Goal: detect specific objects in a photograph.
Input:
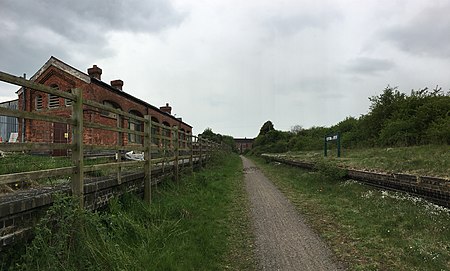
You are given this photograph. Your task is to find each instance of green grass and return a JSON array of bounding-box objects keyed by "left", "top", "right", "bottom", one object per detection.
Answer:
[
  {"left": 277, "top": 145, "right": 450, "bottom": 178},
  {"left": 0, "top": 153, "right": 72, "bottom": 175},
  {"left": 4, "top": 152, "right": 256, "bottom": 271},
  {"left": 251, "top": 156, "right": 450, "bottom": 271},
  {"left": 0, "top": 154, "right": 127, "bottom": 191}
]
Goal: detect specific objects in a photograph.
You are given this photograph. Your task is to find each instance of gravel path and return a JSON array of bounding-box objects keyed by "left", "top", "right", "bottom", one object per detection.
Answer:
[{"left": 242, "top": 156, "right": 343, "bottom": 271}]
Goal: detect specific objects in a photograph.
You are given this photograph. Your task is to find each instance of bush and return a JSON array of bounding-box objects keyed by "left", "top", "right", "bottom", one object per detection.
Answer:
[
  {"left": 314, "top": 160, "right": 348, "bottom": 180},
  {"left": 425, "top": 116, "right": 450, "bottom": 144}
]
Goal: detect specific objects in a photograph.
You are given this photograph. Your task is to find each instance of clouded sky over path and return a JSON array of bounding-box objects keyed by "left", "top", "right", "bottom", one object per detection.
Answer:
[{"left": 1, "top": 0, "right": 449, "bottom": 137}]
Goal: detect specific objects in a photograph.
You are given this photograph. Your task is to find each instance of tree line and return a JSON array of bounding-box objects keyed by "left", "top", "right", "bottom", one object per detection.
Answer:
[
  {"left": 251, "top": 86, "right": 450, "bottom": 154},
  {"left": 198, "top": 128, "right": 236, "bottom": 152}
]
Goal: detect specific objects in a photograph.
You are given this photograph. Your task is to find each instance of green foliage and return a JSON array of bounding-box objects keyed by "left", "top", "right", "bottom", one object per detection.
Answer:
[
  {"left": 199, "top": 127, "right": 236, "bottom": 152},
  {"left": 251, "top": 129, "right": 291, "bottom": 154},
  {"left": 282, "top": 145, "right": 450, "bottom": 178},
  {"left": 314, "top": 160, "right": 348, "bottom": 180},
  {"left": 250, "top": 85, "right": 450, "bottom": 154},
  {"left": 259, "top": 120, "right": 274, "bottom": 136},
  {"left": 8, "top": 153, "right": 255, "bottom": 271}
]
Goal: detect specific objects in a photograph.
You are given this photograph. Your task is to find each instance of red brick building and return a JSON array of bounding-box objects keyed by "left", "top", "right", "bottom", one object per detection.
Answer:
[
  {"left": 17, "top": 56, "right": 191, "bottom": 150},
  {"left": 234, "top": 138, "right": 254, "bottom": 154}
]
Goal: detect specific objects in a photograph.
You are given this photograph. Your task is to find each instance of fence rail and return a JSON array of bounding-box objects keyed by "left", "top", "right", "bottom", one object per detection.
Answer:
[{"left": 0, "top": 70, "right": 222, "bottom": 207}]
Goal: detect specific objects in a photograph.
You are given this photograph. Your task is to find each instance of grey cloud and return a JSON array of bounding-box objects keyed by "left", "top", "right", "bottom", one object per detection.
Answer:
[
  {"left": 345, "top": 57, "right": 395, "bottom": 75},
  {"left": 264, "top": 9, "right": 342, "bottom": 37},
  {"left": 1, "top": 0, "right": 184, "bottom": 40},
  {"left": 0, "top": 0, "right": 184, "bottom": 74},
  {"left": 382, "top": 3, "right": 450, "bottom": 58},
  {"left": 275, "top": 76, "right": 345, "bottom": 100}
]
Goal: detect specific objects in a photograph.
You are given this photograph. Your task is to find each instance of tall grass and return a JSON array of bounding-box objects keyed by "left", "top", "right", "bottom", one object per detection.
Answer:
[
  {"left": 251, "top": 156, "right": 450, "bottom": 271},
  {"left": 5, "top": 152, "right": 255, "bottom": 271},
  {"left": 282, "top": 144, "right": 450, "bottom": 178}
]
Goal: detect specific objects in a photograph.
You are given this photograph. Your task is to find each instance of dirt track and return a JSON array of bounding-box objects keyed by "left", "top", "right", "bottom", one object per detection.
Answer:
[{"left": 242, "top": 156, "right": 343, "bottom": 271}]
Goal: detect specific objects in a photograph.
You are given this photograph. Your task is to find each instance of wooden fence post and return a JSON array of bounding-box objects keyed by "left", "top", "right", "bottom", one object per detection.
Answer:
[
  {"left": 199, "top": 137, "right": 203, "bottom": 167},
  {"left": 189, "top": 135, "right": 194, "bottom": 173},
  {"left": 116, "top": 115, "right": 123, "bottom": 184},
  {"left": 174, "top": 127, "right": 179, "bottom": 182},
  {"left": 144, "top": 115, "right": 152, "bottom": 203},
  {"left": 71, "top": 88, "right": 84, "bottom": 208}
]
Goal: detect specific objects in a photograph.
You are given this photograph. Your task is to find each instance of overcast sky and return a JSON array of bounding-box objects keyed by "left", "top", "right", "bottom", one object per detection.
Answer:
[{"left": 1, "top": 0, "right": 449, "bottom": 137}]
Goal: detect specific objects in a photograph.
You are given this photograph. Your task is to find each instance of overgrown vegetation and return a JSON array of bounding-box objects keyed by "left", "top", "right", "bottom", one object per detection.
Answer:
[
  {"left": 251, "top": 156, "right": 450, "bottom": 271},
  {"left": 3, "top": 152, "right": 256, "bottom": 271},
  {"left": 199, "top": 128, "right": 236, "bottom": 152},
  {"left": 250, "top": 86, "right": 450, "bottom": 154},
  {"left": 0, "top": 154, "right": 119, "bottom": 192},
  {"left": 278, "top": 145, "right": 450, "bottom": 178}
]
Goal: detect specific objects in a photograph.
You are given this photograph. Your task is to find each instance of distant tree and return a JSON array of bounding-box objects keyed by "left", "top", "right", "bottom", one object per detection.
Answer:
[
  {"left": 290, "top": 125, "right": 303, "bottom": 134},
  {"left": 198, "top": 128, "right": 236, "bottom": 152},
  {"left": 199, "top": 128, "right": 215, "bottom": 140},
  {"left": 259, "top": 121, "right": 274, "bottom": 136}
]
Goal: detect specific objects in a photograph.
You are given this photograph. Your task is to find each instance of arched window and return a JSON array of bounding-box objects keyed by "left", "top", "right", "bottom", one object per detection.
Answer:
[
  {"left": 48, "top": 84, "right": 60, "bottom": 108},
  {"left": 101, "top": 100, "right": 121, "bottom": 119},
  {"left": 128, "top": 110, "right": 143, "bottom": 144},
  {"left": 35, "top": 94, "right": 43, "bottom": 110}
]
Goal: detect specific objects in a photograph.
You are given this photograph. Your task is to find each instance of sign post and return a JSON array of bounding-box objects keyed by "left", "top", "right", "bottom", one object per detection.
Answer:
[{"left": 324, "top": 133, "right": 341, "bottom": 157}]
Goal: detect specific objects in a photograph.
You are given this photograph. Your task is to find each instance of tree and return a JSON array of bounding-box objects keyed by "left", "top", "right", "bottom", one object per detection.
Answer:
[
  {"left": 198, "top": 128, "right": 236, "bottom": 152},
  {"left": 290, "top": 125, "right": 303, "bottom": 134},
  {"left": 259, "top": 121, "right": 274, "bottom": 136}
]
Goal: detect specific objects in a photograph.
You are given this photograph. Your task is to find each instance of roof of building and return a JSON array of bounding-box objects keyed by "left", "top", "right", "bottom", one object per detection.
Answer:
[
  {"left": 234, "top": 138, "right": 255, "bottom": 143},
  {"left": 0, "top": 99, "right": 18, "bottom": 105},
  {"left": 18, "top": 56, "right": 192, "bottom": 128}
]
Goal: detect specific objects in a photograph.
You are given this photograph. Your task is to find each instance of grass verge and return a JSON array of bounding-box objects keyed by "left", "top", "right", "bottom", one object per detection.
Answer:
[
  {"left": 278, "top": 145, "right": 450, "bottom": 178},
  {"left": 4, "top": 152, "right": 256, "bottom": 271},
  {"left": 250, "top": 156, "right": 450, "bottom": 271}
]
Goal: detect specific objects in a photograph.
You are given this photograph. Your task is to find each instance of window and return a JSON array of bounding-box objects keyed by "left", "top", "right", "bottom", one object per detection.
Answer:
[
  {"left": 101, "top": 101, "right": 121, "bottom": 118},
  {"left": 48, "top": 85, "right": 60, "bottom": 108},
  {"left": 48, "top": 94, "right": 59, "bottom": 108},
  {"left": 180, "top": 128, "right": 186, "bottom": 148},
  {"left": 65, "top": 90, "right": 72, "bottom": 106},
  {"left": 36, "top": 95, "right": 43, "bottom": 110},
  {"left": 151, "top": 116, "right": 160, "bottom": 145},
  {"left": 128, "top": 110, "right": 143, "bottom": 144},
  {"left": 162, "top": 121, "right": 171, "bottom": 148}
]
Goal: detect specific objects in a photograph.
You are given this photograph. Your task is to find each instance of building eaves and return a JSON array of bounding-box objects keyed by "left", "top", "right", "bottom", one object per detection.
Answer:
[{"left": 91, "top": 78, "right": 192, "bottom": 128}]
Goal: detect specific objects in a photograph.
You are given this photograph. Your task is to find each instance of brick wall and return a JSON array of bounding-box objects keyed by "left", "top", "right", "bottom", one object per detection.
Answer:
[{"left": 17, "top": 61, "right": 192, "bottom": 148}]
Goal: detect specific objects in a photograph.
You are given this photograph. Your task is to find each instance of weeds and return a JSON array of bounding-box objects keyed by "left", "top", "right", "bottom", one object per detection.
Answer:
[
  {"left": 5, "top": 152, "right": 255, "bottom": 271},
  {"left": 283, "top": 145, "right": 450, "bottom": 178}
]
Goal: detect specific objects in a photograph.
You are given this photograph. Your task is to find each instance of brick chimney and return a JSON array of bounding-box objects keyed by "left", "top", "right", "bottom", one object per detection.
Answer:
[
  {"left": 111, "top": 79, "right": 123, "bottom": 91},
  {"left": 160, "top": 103, "right": 172, "bottom": 114},
  {"left": 87, "top": 65, "right": 102, "bottom": 80}
]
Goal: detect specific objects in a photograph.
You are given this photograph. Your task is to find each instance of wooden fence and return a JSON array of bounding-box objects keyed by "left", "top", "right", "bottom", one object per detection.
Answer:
[{"left": 0, "top": 71, "right": 222, "bottom": 207}]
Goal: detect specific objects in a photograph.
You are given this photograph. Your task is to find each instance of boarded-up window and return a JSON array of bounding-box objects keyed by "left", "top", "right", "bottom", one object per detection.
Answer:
[
  {"left": 48, "top": 85, "right": 60, "bottom": 108},
  {"left": 36, "top": 95, "right": 43, "bottom": 110},
  {"left": 48, "top": 94, "right": 59, "bottom": 108},
  {"left": 65, "top": 90, "right": 72, "bottom": 106},
  {"left": 101, "top": 100, "right": 121, "bottom": 118},
  {"left": 128, "top": 110, "right": 143, "bottom": 144}
]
